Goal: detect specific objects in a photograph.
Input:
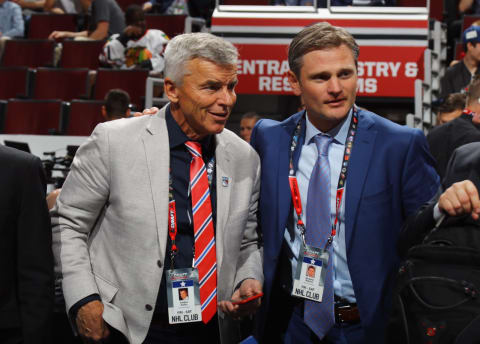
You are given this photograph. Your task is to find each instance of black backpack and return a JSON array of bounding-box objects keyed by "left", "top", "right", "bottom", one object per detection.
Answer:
[{"left": 389, "top": 216, "right": 480, "bottom": 344}]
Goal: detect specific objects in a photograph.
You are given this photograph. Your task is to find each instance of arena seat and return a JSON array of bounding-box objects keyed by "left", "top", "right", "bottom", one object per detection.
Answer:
[
  {"left": 115, "top": 0, "right": 144, "bottom": 11},
  {"left": 455, "top": 41, "right": 464, "bottom": 60},
  {"left": 0, "top": 67, "right": 31, "bottom": 100},
  {"left": 462, "top": 15, "right": 480, "bottom": 33},
  {"left": 3, "top": 99, "right": 63, "bottom": 134},
  {"left": 64, "top": 99, "right": 105, "bottom": 136},
  {"left": 94, "top": 69, "right": 149, "bottom": 109},
  {"left": 145, "top": 14, "right": 186, "bottom": 38},
  {"left": 59, "top": 40, "right": 106, "bottom": 69},
  {"left": 28, "top": 13, "right": 77, "bottom": 39},
  {"left": 33, "top": 68, "right": 90, "bottom": 101},
  {"left": 1, "top": 39, "right": 55, "bottom": 68}
]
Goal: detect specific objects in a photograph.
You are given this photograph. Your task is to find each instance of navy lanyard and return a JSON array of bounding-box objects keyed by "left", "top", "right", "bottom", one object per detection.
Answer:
[{"left": 288, "top": 108, "right": 358, "bottom": 249}]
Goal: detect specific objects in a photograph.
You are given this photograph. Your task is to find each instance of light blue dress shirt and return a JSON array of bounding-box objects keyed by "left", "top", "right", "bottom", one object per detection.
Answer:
[
  {"left": 284, "top": 109, "right": 356, "bottom": 302},
  {"left": 0, "top": 1, "right": 24, "bottom": 38}
]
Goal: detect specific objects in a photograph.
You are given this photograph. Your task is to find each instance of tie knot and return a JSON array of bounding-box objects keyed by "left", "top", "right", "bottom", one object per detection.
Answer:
[
  {"left": 185, "top": 141, "right": 202, "bottom": 157},
  {"left": 314, "top": 134, "right": 332, "bottom": 157}
]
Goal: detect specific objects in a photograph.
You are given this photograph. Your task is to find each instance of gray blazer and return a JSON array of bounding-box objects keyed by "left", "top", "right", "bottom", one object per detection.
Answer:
[{"left": 51, "top": 106, "right": 263, "bottom": 344}]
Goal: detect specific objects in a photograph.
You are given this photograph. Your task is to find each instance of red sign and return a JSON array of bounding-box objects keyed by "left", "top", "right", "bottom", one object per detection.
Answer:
[{"left": 235, "top": 44, "right": 425, "bottom": 98}]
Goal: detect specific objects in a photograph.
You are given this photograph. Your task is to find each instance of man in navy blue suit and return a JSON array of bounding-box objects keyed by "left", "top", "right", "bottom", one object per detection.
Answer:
[{"left": 251, "top": 22, "right": 439, "bottom": 343}]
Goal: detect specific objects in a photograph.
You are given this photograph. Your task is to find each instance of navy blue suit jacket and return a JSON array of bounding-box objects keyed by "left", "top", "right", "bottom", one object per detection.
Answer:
[{"left": 251, "top": 109, "right": 439, "bottom": 343}]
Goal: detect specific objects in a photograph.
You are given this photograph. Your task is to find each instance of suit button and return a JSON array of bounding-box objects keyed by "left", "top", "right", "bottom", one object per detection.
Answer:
[
  {"left": 157, "top": 260, "right": 162, "bottom": 268},
  {"left": 145, "top": 304, "right": 153, "bottom": 311}
]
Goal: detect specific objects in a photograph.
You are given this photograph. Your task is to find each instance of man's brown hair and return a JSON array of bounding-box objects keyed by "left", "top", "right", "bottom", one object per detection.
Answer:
[{"left": 288, "top": 22, "right": 359, "bottom": 78}]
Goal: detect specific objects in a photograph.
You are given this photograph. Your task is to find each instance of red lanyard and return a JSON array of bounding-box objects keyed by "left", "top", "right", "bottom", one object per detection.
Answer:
[
  {"left": 167, "top": 156, "right": 215, "bottom": 268},
  {"left": 288, "top": 109, "right": 358, "bottom": 249}
]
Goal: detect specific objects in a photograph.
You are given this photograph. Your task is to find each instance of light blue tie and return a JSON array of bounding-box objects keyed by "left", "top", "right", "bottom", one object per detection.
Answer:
[{"left": 304, "top": 134, "right": 335, "bottom": 340}]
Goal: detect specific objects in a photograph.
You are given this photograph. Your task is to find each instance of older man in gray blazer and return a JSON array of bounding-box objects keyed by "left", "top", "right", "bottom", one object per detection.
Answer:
[{"left": 51, "top": 32, "right": 263, "bottom": 344}]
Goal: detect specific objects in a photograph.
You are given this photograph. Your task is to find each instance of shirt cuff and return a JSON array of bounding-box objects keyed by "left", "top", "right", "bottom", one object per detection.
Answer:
[
  {"left": 433, "top": 203, "right": 443, "bottom": 222},
  {"left": 69, "top": 294, "right": 101, "bottom": 320}
]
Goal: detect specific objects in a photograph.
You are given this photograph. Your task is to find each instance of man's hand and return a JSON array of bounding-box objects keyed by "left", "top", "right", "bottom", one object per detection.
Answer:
[
  {"left": 133, "top": 106, "right": 159, "bottom": 117},
  {"left": 218, "top": 279, "right": 262, "bottom": 320},
  {"left": 48, "top": 30, "right": 72, "bottom": 40},
  {"left": 76, "top": 300, "right": 110, "bottom": 343},
  {"left": 124, "top": 25, "right": 143, "bottom": 37},
  {"left": 438, "top": 180, "right": 480, "bottom": 220}
]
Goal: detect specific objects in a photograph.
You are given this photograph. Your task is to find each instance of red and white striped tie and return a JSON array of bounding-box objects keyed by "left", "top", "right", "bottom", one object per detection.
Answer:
[{"left": 185, "top": 141, "right": 217, "bottom": 324}]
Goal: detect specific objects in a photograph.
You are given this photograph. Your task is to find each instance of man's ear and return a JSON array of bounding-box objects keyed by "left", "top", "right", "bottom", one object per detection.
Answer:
[
  {"left": 164, "top": 77, "right": 179, "bottom": 103},
  {"left": 287, "top": 70, "right": 302, "bottom": 96},
  {"left": 101, "top": 105, "right": 107, "bottom": 120}
]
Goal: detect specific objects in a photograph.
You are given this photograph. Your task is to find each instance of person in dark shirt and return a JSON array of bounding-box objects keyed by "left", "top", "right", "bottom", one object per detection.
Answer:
[
  {"left": 428, "top": 76, "right": 480, "bottom": 180},
  {"left": 0, "top": 145, "right": 53, "bottom": 344},
  {"left": 441, "top": 25, "right": 480, "bottom": 98},
  {"left": 48, "top": 0, "right": 125, "bottom": 40},
  {"left": 435, "top": 93, "right": 466, "bottom": 125}
]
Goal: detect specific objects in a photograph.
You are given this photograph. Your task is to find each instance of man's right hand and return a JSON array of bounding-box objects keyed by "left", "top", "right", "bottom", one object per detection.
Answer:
[
  {"left": 438, "top": 180, "right": 480, "bottom": 220},
  {"left": 76, "top": 300, "right": 110, "bottom": 343}
]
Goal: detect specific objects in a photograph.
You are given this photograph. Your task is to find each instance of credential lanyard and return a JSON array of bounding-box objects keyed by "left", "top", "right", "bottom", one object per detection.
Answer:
[
  {"left": 288, "top": 108, "right": 358, "bottom": 250},
  {"left": 168, "top": 155, "right": 215, "bottom": 268}
]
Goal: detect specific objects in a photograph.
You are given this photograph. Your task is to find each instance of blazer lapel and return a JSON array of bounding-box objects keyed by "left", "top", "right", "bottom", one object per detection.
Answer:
[
  {"left": 142, "top": 108, "right": 170, "bottom": 261},
  {"left": 345, "top": 110, "right": 377, "bottom": 250},
  {"left": 276, "top": 114, "right": 304, "bottom": 244},
  {"left": 214, "top": 134, "right": 231, "bottom": 272}
]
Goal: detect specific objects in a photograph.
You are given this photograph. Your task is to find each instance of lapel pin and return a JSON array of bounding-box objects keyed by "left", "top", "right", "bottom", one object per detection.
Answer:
[{"left": 222, "top": 176, "right": 229, "bottom": 187}]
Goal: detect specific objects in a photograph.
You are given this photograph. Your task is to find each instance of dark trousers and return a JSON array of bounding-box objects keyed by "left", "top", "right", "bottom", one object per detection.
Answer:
[
  {"left": 263, "top": 284, "right": 365, "bottom": 344},
  {"left": 143, "top": 313, "right": 220, "bottom": 344}
]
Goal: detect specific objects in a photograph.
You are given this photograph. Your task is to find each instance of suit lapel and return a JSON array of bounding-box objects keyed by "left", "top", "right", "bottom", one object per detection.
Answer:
[
  {"left": 345, "top": 110, "right": 376, "bottom": 250},
  {"left": 276, "top": 113, "right": 304, "bottom": 243},
  {"left": 142, "top": 108, "right": 170, "bottom": 261},
  {"left": 214, "top": 134, "right": 231, "bottom": 272}
]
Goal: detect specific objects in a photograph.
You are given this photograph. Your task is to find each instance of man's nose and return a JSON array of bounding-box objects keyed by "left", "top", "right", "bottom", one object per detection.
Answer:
[
  {"left": 327, "top": 77, "right": 342, "bottom": 95},
  {"left": 218, "top": 88, "right": 236, "bottom": 106}
]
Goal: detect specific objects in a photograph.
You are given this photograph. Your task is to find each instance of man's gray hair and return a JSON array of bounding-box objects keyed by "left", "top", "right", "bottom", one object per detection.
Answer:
[
  {"left": 164, "top": 32, "right": 238, "bottom": 85},
  {"left": 288, "top": 22, "right": 359, "bottom": 78}
]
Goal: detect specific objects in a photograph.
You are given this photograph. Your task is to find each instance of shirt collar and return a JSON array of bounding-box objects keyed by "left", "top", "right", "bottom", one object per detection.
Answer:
[
  {"left": 305, "top": 108, "right": 352, "bottom": 146},
  {"left": 165, "top": 104, "right": 214, "bottom": 153}
]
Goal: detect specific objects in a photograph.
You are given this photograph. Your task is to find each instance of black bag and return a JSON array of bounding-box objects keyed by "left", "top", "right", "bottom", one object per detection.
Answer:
[{"left": 390, "top": 216, "right": 480, "bottom": 344}]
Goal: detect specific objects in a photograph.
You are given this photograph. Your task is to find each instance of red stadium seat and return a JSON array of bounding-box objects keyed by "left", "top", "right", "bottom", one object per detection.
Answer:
[
  {"left": 3, "top": 99, "right": 63, "bottom": 134},
  {"left": 1, "top": 39, "right": 55, "bottom": 68},
  {"left": 0, "top": 67, "right": 31, "bottom": 100},
  {"left": 33, "top": 68, "right": 90, "bottom": 101},
  {"left": 59, "top": 40, "right": 106, "bottom": 69},
  {"left": 455, "top": 42, "right": 465, "bottom": 60},
  {"left": 65, "top": 99, "right": 105, "bottom": 136},
  {"left": 145, "top": 14, "right": 186, "bottom": 38},
  {"left": 115, "top": 0, "right": 144, "bottom": 12},
  {"left": 428, "top": 0, "right": 443, "bottom": 22},
  {"left": 462, "top": 15, "right": 480, "bottom": 33},
  {"left": 94, "top": 69, "right": 149, "bottom": 109},
  {"left": 28, "top": 14, "right": 77, "bottom": 39}
]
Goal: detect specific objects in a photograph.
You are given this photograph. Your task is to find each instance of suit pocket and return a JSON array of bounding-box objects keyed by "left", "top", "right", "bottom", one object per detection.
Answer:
[
  {"left": 94, "top": 273, "right": 119, "bottom": 303},
  {"left": 361, "top": 184, "right": 393, "bottom": 205}
]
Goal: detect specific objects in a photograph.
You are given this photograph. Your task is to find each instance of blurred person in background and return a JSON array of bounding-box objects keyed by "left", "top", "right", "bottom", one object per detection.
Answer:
[
  {"left": 436, "top": 93, "right": 466, "bottom": 125},
  {"left": 240, "top": 112, "right": 260, "bottom": 143},
  {"left": 428, "top": 78, "right": 480, "bottom": 180},
  {"left": 0, "top": 0, "right": 24, "bottom": 59},
  {"left": 441, "top": 25, "right": 480, "bottom": 98},
  {"left": 48, "top": 0, "right": 125, "bottom": 40},
  {"left": 0, "top": 145, "right": 53, "bottom": 344},
  {"left": 100, "top": 4, "right": 169, "bottom": 74}
]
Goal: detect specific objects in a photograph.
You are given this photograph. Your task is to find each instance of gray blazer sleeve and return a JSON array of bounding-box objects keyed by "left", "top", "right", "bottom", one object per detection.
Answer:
[{"left": 51, "top": 123, "right": 110, "bottom": 312}]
